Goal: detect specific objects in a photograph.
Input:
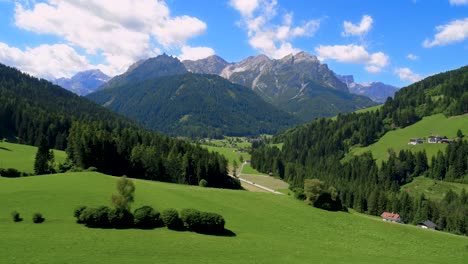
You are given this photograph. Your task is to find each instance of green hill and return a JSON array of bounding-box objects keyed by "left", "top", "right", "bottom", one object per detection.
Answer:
[
  {"left": 347, "top": 113, "right": 468, "bottom": 164},
  {"left": 0, "top": 172, "right": 466, "bottom": 264},
  {"left": 0, "top": 142, "right": 66, "bottom": 173}
]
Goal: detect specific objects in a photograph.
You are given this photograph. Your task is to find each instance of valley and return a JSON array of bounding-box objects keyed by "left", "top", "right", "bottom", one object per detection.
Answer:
[{"left": 0, "top": 1, "right": 467, "bottom": 261}]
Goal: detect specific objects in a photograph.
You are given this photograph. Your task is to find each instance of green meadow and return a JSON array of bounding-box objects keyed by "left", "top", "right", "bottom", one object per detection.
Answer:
[
  {"left": 0, "top": 141, "right": 67, "bottom": 173},
  {"left": 402, "top": 176, "right": 468, "bottom": 201},
  {"left": 0, "top": 172, "right": 467, "bottom": 264},
  {"left": 347, "top": 114, "right": 468, "bottom": 164}
]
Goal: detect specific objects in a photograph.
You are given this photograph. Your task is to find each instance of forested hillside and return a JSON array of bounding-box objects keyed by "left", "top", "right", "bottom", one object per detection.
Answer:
[
  {"left": 88, "top": 73, "right": 300, "bottom": 138},
  {"left": 251, "top": 65, "right": 468, "bottom": 235},
  {"left": 0, "top": 63, "right": 240, "bottom": 189}
]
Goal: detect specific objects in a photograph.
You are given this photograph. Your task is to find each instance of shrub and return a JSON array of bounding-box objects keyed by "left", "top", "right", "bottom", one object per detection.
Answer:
[
  {"left": 86, "top": 166, "right": 98, "bottom": 172},
  {"left": 199, "top": 179, "right": 208, "bottom": 187},
  {"left": 108, "top": 208, "right": 134, "bottom": 229},
  {"left": 199, "top": 212, "right": 225, "bottom": 234},
  {"left": 313, "top": 192, "right": 343, "bottom": 211},
  {"left": 180, "top": 208, "right": 202, "bottom": 231},
  {"left": 32, "top": 213, "right": 45, "bottom": 223},
  {"left": 0, "top": 168, "right": 22, "bottom": 178},
  {"left": 73, "top": 206, "right": 87, "bottom": 223},
  {"left": 79, "top": 206, "right": 111, "bottom": 228},
  {"left": 134, "top": 206, "right": 162, "bottom": 229},
  {"left": 180, "top": 209, "right": 225, "bottom": 234},
  {"left": 11, "top": 211, "right": 22, "bottom": 222},
  {"left": 161, "top": 208, "right": 183, "bottom": 230}
]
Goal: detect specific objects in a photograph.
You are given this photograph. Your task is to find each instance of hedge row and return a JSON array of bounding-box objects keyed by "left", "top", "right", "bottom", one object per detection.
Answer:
[{"left": 74, "top": 206, "right": 225, "bottom": 234}]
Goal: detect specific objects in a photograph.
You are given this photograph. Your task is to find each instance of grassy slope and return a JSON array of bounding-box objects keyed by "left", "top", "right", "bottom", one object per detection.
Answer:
[
  {"left": 347, "top": 114, "right": 468, "bottom": 164},
  {"left": 0, "top": 142, "right": 67, "bottom": 173},
  {"left": 402, "top": 176, "right": 468, "bottom": 201},
  {"left": 331, "top": 104, "right": 382, "bottom": 121},
  {"left": 0, "top": 172, "right": 466, "bottom": 264}
]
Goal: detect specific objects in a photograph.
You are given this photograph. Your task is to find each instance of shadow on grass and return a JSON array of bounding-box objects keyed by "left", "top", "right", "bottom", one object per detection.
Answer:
[
  {"left": 167, "top": 225, "right": 237, "bottom": 237},
  {"left": 195, "top": 228, "right": 236, "bottom": 237},
  {"left": 0, "top": 146, "right": 11, "bottom": 151}
]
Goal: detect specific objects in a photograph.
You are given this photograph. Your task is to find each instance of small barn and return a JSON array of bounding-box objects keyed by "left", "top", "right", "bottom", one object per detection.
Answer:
[
  {"left": 417, "top": 220, "right": 437, "bottom": 230},
  {"left": 380, "top": 212, "right": 402, "bottom": 223}
]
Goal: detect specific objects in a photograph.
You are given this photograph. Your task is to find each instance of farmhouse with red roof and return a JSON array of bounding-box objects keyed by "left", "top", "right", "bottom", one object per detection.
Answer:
[{"left": 380, "top": 212, "right": 402, "bottom": 223}]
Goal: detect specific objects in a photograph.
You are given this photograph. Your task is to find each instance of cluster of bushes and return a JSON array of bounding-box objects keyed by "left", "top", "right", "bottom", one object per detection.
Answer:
[
  {"left": 11, "top": 211, "right": 45, "bottom": 223},
  {"left": 74, "top": 176, "right": 228, "bottom": 235},
  {"left": 0, "top": 168, "right": 31, "bottom": 178},
  {"left": 73, "top": 205, "right": 225, "bottom": 234},
  {"left": 180, "top": 208, "right": 225, "bottom": 234}
]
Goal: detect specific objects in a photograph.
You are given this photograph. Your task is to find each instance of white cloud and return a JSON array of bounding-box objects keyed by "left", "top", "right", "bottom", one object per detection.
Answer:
[
  {"left": 449, "top": 0, "right": 468, "bottom": 5},
  {"left": 229, "top": 0, "right": 260, "bottom": 17},
  {"left": 342, "top": 15, "right": 373, "bottom": 37},
  {"left": 315, "top": 44, "right": 389, "bottom": 73},
  {"left": 423, "top": 18, "right": 468, "bottom": 47},
  {"left": 231, "top": 0, "right": 320, "bottom": 59},
  {"left": 178, "top": 46, "right": 215, "bottom": 61},
  {"left": 12, "top": 0, "right": 210, "bottom": 77},
  {"left": 395, "top": 67, "right": 422, "bottom": 83},
  {"left": 406, "top": 53, "right": 419, "bottom": 60},
  {"left": 0, "top": 42, "right": 91, "bottom": 79}
]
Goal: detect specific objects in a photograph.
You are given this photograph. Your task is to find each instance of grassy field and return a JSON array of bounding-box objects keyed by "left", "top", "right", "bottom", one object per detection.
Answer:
[
  {"left": 0, "top": 142, "right": 67, "bottom": 173},
  {"left": 402, "top": 176, "right": 468, "bottom": 200},
  {"left": 347, "top": 114, "right": 468, "bottom": 164},
  {"left": 202, "top": 145, "right": 249, "bottom": 168},
  {"left": 0, "top": 172, "right": 466, "bottom": 264}
]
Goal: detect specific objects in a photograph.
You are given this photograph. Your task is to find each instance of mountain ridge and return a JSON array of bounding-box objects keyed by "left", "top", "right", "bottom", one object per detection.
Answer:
[
  {"left": 87, "top": 71, "right": 301, "bottom": 138},
  {"left": 54, "top": 69, "right": 110, "bottom": 96}
]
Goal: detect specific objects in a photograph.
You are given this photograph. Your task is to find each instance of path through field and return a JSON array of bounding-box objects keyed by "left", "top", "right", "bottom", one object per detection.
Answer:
[{"left": 229, "top": 162, "right": 288, "bottom": 194}]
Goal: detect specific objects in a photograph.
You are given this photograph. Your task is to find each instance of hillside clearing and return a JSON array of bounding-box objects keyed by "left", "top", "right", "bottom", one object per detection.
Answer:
[
  {"left": 347, "top": 114, "right": 468, "bottom": 164},
  {"left": 402, "top": 176, "right": 468, "bottom": 200},
  {"left": 0, "top": 142, "right": 67, "bottom": 173},
  {"left": 0, "top": 172, "right": 466, "bottom": 264}
]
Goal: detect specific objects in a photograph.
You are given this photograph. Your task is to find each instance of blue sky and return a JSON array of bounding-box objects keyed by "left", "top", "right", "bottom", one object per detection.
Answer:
[{"left": 0, "top": 0, "right": 467, "bottom": 87}]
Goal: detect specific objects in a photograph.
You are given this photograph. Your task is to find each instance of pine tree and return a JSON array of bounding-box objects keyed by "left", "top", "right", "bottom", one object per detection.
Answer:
[{"left": 34, "top": 136, "right": 54, "bottom": 175}]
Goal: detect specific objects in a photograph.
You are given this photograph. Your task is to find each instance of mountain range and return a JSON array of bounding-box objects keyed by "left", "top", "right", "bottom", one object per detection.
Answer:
[
  {"left": 53, "top": 51, "right": 402, "bottom": 137},
  {"left": 336, "top": 75, "right": 399, "bottom": 103},
  {"left": 184, "top": 52, "right": 377, "bottom": 121},
  {"left": 54, "top": 69, "right": 110, "bottom": 96},
  {"left": 87, "top": 55, "right": 300, "bottom": 138}
]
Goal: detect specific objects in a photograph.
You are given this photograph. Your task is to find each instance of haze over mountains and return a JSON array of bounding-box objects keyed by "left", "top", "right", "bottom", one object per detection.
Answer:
[
  {"left": 336, "top": 75, "right": 399, "bottom": 103},
  {"left": 54, "top": 69, "right": 110, "bottom": 96}
]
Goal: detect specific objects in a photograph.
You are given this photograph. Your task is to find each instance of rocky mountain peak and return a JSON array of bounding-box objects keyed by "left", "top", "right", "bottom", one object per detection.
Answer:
[
  {"left": 54, "top": 69, "right": 110, "bottom": 96},
  {"left": 182, "top": 55, "right": 229, "bottom": 75}
]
